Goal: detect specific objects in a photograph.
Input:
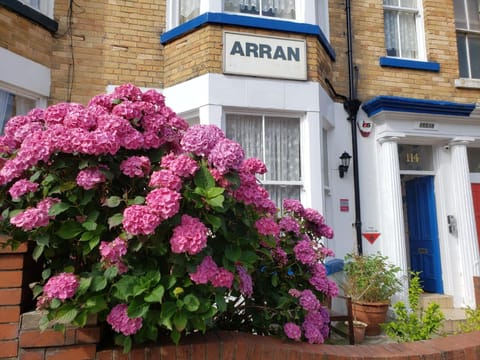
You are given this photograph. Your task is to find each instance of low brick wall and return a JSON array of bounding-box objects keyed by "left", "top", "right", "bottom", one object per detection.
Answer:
[
  {"left": 15, "top": 329, "right": 480, "bottom": 360},
  {"left": 2, "top": 243, "right": 480, "bottom": 360}
]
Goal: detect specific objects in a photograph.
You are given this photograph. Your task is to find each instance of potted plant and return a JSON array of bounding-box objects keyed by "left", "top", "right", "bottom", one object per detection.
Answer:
[{"left": 343, "top": 252, "right": 402, "bottom": 336}]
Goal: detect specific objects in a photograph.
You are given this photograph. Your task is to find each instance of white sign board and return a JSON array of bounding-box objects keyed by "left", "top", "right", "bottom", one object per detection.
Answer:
[{"left": 223, "top": 32, "right": 307, "bottom": 80}]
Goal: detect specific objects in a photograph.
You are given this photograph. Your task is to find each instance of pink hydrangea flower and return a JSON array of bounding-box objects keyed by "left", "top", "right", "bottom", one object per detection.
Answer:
[
  {"left": 293, "top": 238, "right": 317, "bottom": 265},
  {"left": 43, "top": 272, "right": 79, "bottom": 300},
  {"left": 8, "top": 179, "right": 39, "bottom": 199},
  {"left": 319, "top": 224, "right": 334, "bottom": 239},
  {"left": 211, "top": 268, "right": 234, "bottom": 289},
  {"left": 100, "top": 237, "right": 127, "bottom": 263},
  {"left": 122, "top": 205, "right": 161, "bottom": 235},
  {"left": 236, "top": 265, "right": 253, "bottom": 297},
  {"left": 272, "top": 247, "right": 288, "bottom": 266},
  {"left": 36, "top": 197, "right": 61, "bottom": 218},
  {"left": 278, "top": 216, "right": 301, "bottom": 235},
  {"left": 10, "top": 207, "right": 49, "bottom": 230},
  {"left": 112, "top": 83, "right": 142, "bottom": 101},
  {"left": 208, "top": 138, "right": 245, "bottom": 174},
  {"left": 170, "top": 215, "right": 208, "bottom": 255},
  {"left": 149, "top": 169, "right": 182, "bottom": 191},
  {"left": 255, "top": 217, "right": 280, "bottom": 237},
  {"left": 302, "top": 311, "right": 329, "bottom": 344},
  {"left": 284, "top": 322, "right": 302, "bottom": 341},
  {"left": 180, "top": 124, "right": 225, "bottom": 156},
  {"left": 296, "top": 289, "right": 321, "bottom": 311},
  {"left": 141, "top": 89, "right": 165, "bottom": 106},
  {"left": 162, "top": 153, "right": 199, "bottom": 178},
  {"left": 106, "top": 304, "right": 143, "bottom": 336},
  {"left": 145, "top": 188, "right": 181, "bottom": 220},
  {"left": 283, "top": 199, "right": 305, "bottom": 216},
  {"left": 76, "top": 167, "right": 106, "bottom": 190},
  {"left": 240, "top": 158, "right": 267, "bottom": 175},
  {"left": 190, "top": 256, "right": 218, "bottom": 284},
  {"left": 120, "top": 156, "right": 151, "bottom": 177}
]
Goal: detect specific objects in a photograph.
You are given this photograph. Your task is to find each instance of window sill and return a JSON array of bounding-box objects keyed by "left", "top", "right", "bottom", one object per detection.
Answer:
[
  {"left": 160, "top": 12, "right": 335, "bottom": 60},
  {"left": 454, "top": 78, "right": 480, "bottom": 89},
  {"left": 379, "top": 57, "right": 440, "bottom": 72},
  {"left": 0, "top": 0, "right": 58, "bottom": 33}
]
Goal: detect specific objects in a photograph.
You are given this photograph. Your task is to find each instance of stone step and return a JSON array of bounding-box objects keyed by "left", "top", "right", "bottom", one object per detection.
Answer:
[
  {"left": 440, "top": 308, "right": 467, "bottom": 334},
  {"left": 419, "top": 293, "right": 454, "bottom": 309}
]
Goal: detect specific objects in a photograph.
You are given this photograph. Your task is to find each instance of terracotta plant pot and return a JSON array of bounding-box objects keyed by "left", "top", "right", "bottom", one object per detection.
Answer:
[
  {"left": 346, "top": 320, "right": 367, "bottom": 344},
  {"left": 352, "top": 301, "right": 389, "bottom": 336}
]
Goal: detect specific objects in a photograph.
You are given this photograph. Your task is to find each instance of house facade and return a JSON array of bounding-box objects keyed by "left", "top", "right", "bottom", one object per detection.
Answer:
[{"left": 1, "top": 0, "right": 479, "bottom": 310}]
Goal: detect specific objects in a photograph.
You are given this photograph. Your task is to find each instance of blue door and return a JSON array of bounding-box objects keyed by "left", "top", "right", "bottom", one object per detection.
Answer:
[{"left": 405, "top": 176, "right": 444, "bottom": 293}]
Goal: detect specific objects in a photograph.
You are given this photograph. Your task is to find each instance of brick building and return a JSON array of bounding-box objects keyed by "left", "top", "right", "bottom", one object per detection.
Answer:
[{"left": 1, "top": 0, "right": 479, "bottom": 326}]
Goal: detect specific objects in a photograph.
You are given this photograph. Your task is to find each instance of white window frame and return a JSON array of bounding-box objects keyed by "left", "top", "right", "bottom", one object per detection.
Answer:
[
  {"left": 166, "top": 0, "right": 320, "bottom": 30},
  {"left": 454, "top": 0, "right": 480, "bottom": 80},
  {"left": 383, "top": 0, "right": 426, "bottom": 61},
  {"left": 18, "top": 0, "right": 54, "bottom": 18},
  {"left": 224, "top": 110, "right": 305, "bottom": 206}
]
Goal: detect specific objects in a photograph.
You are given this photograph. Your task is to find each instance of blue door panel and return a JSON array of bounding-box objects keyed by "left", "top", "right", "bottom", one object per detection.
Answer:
[{"left": 405, "top": 176, "right": 443, "bottom": 293}]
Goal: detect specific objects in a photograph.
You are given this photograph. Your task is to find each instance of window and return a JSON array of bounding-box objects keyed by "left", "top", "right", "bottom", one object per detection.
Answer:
[
  {"left": 223, "top": 0, "right": 296, "bottom": 20},
  {"left": 225, "top": 113, "right": 302, "bottom": 207},
  {"left": 0, "top": 89, "right": 37, "bottom": 134},
  {"left": 18, "top": 0, "right": 54, "bottom": 18},
  {"left": 454, "top": 0, "right": 480, "bottom": 79},
  {"left": 383, "top": 0, "right": 424, "bottom": 59},
  {"left": 179, "top": 0, "right": 200, "bottom": 24}
]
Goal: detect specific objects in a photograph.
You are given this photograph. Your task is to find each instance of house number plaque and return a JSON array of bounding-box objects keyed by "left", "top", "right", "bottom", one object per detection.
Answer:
[{"left": 398, "top": 144, "right": 433, "bottom": 171}]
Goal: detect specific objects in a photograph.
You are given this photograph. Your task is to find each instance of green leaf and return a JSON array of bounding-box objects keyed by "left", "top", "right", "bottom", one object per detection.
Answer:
[
  {"left": 85, "top": 295, "right": 107, "bottom": 312},
  {"left": 240, "top": 251, "right": 259, "bottom": 265},
  {"left": 206, "top": 187, "right": 224, "bottom": 199},
  {"left": 215, "top": 292, "right": 227, "bottom": 312},
  {"left": 173, "top": 310, "right": 188, "bottom": 331},
  {"left": 183, "top": 294, "right": 200, "bottom": 312},
  {"left": 48, "top": 202, "right": 71, "bottom": 216},
  {"left": 130, "top": 196, "right": 145, "bottom": 205},
  {"left": 77, "top": 277, "right": 93, "bottom": 295},
  {"left": 144, "top": 285, "right": 165, "bottom": 303},
  {"left": 104, "top": 196, "right": 122, "bottom": 208},
  {"left": 42, "top": 268, "right": 51, "bottom": 280},
  {"left": 204, "top": 214, "right": 222, "bottom": 231},
  {"left": 193, "top": 164, "right": 215, "bottom": 189},
  {"left": 86, "top": 210, "right": 100, "bottom": 222},
  {"left": 79, "top": 231, "right": 95, "bottom": 242},
  {"left": 104, "top": 266, "right": 119, "bottom": 280},
  {"left": 72, "top": 311, "right": 88, "bottom": 327},
  {"left": 112, "top": 276, "right": 136, "bottom": 301},
  {"left": 128, "top": 299, "right": 149, "bottom": 318},
  {"left": 206, "top": 195, "right": 224, "bottom": 208},
  {"left": 271, "top": 273, "right": 279, "bottom": 287},
  {"left": 55, "top": 305, "right": 79, "bottom": 324},
  {"left": 32, "top": 245, "right": 44, "bottom": 261},
  {"left": 225, "top": 245, "right": 241, "bottom": 262},
  {"left": 170, "top": 329, "right": 181, "bottom": 344},
  {"left": 108, "top": 213, "right": 123, "bottom": 229},
  {"left": 80, "top": 191, "right": 96, "bottom": 206},
  {"left": 82, "top": 220, "right": 97, "bottom": 231},
  {"left": 159, "top": 301, "right": 177, "bottom": 328},
  {"left": 91, "top": 276, "right": 107, "bottom": 292},
  {"left": 36, "top": 234, "right": 50, "bottom": 246},
  {"left": 56, "top": 221, "right": 84, "bottom": 239}
]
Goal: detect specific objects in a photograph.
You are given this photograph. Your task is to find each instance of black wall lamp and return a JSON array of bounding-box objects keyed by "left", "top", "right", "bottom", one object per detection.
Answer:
[{"left": 338, "top": 151, "right": 352, "bottom": 178}]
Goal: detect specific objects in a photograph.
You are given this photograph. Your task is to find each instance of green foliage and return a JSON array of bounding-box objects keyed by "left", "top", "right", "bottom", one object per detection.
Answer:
[
  {"left": 343, "top": 252, "right": 402, "bottom": 302},
  {"left": 382, "top": 272, "right": 444, "bottom": 342},
  {"left": 457, "top": 307, "right": 480, "bottom": 333}
]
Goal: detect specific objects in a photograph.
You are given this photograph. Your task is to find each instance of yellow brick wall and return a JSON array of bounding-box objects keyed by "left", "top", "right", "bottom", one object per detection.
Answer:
[
  {"left": 163, "top": 24, "right": 335, "bottom": 89},
  {"left": 351, "top": 0, "right": 480, "bottom": 104},
  {"left": 51, "top": 0, "right": 166, "bottom": 105},
  {"left": 0, "top": 7, "right": 53, "bottom": 69}
]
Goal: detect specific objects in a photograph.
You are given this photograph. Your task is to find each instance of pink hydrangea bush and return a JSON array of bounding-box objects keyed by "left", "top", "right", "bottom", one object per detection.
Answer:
[{"left": 0, "top": 84, "right": 337, "bottom": 351}]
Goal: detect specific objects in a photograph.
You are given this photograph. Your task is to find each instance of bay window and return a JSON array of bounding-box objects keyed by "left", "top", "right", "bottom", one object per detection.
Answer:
[
  {"left": 225, "top": 113, "right": 302, "bottom": 207},
  {"left": 454, "top": 0, "right": 480, "bottom": 79},
  {"left": 383, "top": 0, "right": 424, "bottom": 59}
]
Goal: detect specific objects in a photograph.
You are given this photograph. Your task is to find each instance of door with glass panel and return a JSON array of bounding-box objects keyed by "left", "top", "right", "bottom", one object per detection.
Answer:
[{"left": 225, "top": 114, "right": 301, "bottom": 208}]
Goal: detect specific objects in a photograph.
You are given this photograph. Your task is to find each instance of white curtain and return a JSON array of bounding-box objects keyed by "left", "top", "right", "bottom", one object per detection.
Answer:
[
  {"left": 223, "top": 0, "right": 295, "bottom": 19},
  {"left": 384, "top": 1, "right": 418, "bottom": 58},
  {"left": 226, "top": 114, "right": 301, "bottom": 206},
  {"left": 0, "top": 90, "right": 14, "bottom": 134},
  {"left": 179, "top": 0, "right": 199, "bottom": 24},
  {"left": 399, "top": 12, "right": 418, "bottom": 58}
]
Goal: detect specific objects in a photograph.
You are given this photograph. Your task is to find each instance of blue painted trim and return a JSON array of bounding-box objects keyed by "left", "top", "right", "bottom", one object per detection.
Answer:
[
  {"left": 362, "top": 96, "right": 476, "bottom": 117},
  {"left": 379, "top": 57, "right": 440, "bottom": 72},
  {"left": 160, "top": 12, "right": 336, "bottom": 60}
]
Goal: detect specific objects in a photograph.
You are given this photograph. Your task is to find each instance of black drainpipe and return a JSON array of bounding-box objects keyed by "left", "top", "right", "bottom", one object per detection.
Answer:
[{"left": 345, "top": 0, "right": 363, "bottom": 255}]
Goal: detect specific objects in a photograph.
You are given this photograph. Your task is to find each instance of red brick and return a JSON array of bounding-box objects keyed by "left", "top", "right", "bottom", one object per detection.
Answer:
[
  {"left": 0, "top": 254, "right": 24, "bottom": 270},
  {"left": 0, "top": 288, "right": 22, "bottom": 305},
  {"left": 76, "top": 326, "right": 101, "bottom": 344},
  {"left": 130, "top": 348, "right": 145, "bottom": 360},
  {"left": 20, "top": 328, "right": 66, "bottom": 348},
  {"left": 112, "top": 348, "right": 130, "bottom": 360},
  {"left": 0, "top": 322, "right": 18, "bottom": 340},
  {"left": 19, "top": 348, "right": 45, "bottom": 360},
  {"left": 96, "top": 349, "right": 113, "bottom": 360},
  {"left": 0, "top": 270, "right": 23, "bottom": 287},
  {"left": 144, "top": 346, "right": 161, "bottom": 360},
  {"left": 0, "top": 305, "right": 21, "bottom": 323},
  {"left": 45, "top": 344, "right": 96, "bottom": 360},
  {"left": 0, "top": 239, "right": 28, "bottom": 254},
  {"left": 65, "top": 328, "right": 76, "bottom": 345},
  {"left": 0, "top": 339, "right": 18, "bottom": 358}
]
